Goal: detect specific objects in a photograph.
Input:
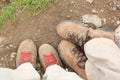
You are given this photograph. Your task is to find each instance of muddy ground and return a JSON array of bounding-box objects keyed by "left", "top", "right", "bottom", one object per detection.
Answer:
[{"left": 0, "top": 0, "right": 120, "bottom": 74}]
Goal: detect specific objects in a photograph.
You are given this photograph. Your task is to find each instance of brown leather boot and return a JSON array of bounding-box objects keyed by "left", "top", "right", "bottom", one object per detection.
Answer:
[
  {"left": 16, "top": 39, "right": 37, "bottom": 67},
  {"left": 39, "top": 44, "right": 62, "bottom": 70},
  {"left": 57, "top": 21, "right": 114, "bottom": 48},
  {"left": 58, "top": 40, "right": 87, "bottom": 80},
  {"left": 57, "top": 21, "right": 89, "bottom": 48},
  {"left": 88, "top": 28, "right": 114, "bottom": 40}
]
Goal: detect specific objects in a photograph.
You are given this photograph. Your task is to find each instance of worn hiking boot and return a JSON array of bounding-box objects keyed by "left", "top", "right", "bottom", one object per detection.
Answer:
[
  {"left": 88, "top": 28, "right": 114, "bottom": 40},
  {"left": 16, "top": 39, "right": 37, "bottom": 67},
  {"left": 39, "top": 44, "right": 61, "bottom": 70},
  {"left": 57, "top": 21, "right": 114, "bottom": 48},
  {"left": 57, "top": 21, "right": 89, "bottom": 48},
  {"left": 58, "top": 40, "right": 87, "bottom": 80}
]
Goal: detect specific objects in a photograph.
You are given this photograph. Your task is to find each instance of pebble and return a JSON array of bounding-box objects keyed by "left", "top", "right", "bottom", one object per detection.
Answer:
[
  {"left": 1, "top": 58, "right": 4, "bottom": 60},
  {"left": 86, "top": 0, "right": 95, "bottom": 3},
  {"left": 10, "top": 52, "right": 16, "bottom": 61},
  {"left": 82, "top": 14, "right": 102, "bottom": 28},
  {"left": 102, "top": 18, "right": 106, "bottom": 24},
  {"left": 71, "top": 1, "right": 74, "bottom": 4},
  {"left": 92, "top": 9, "right": 98, "bottom": 13},
  {"left": 10, "top": 52, "right": 16, "bottom": 58},
  {"left": 6, "top": 46, "right": 9, "bottom": 49},
  {"left": 69, "top": 9, "right": 73, "bottom": 12},
  {"left": 9, "top": 44, "right": 14, "bottom": 48},
  {"left": 117, "top": 5, "right": 120, "bottom": 10},
  {"left": 100, "top": 9, "right": 104, "bottom": 12},
  {"left": 117, "top": 21, "right": 120, "bottom": 25},
  {"left": 67, "top": 15, "right": 71, "bottom": 18},
  {"left": 112, "top": 7, "right": 117, "bottom": 11}
]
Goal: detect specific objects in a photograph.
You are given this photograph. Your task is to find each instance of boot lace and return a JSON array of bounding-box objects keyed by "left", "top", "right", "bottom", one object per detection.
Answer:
[
  {"left": 72, "top": 46, "right": 87, "bottom": 69},
  {"left": 45, "top": 54, "right": 59, "bottom": 68},
  {"left": 67, "top": 30, "right": 90, "bottom": 49}
]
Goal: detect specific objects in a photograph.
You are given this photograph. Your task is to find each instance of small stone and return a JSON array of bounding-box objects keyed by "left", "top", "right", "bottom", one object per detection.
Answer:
[
  {"left": 11, "top": 52, "right": 16, "bottom": 58},
  {"left": 117, "top": 21, "right": 120, "bottom": 25},
  {"left": 10, "top": 52, "right": 16, "bottom": 60},
  {"left": 71, "top": 1, "right": 74, "bottom": 4},
  {"left": 100, "top": 10, "right": 104, "bottom": 12},
  {"left": 112, "top": 7, "right": 117, "bottom": 11},
  {"left": 69, "top": 9, "right": 73, "bottom": 12},
  {"left": 82, "top": 14, "right": 102, "bottom": 28},
  {"left": 1, "top": 58, "right": 4, "bottom": 60},
  {"left": 9, "top": 44, "right": 14, "bottom": 48},
  {"left": 102, "top": 18, "right": 106, "bottom": 24},
  {"left": 117, "top": 5, "right": 120, "bottom": 10},
  {"left": 67, "top": 15, "right": 71, "bottom": 19},
  {"left": 6, "top": 46, "right": 9, "bottom": 49},
  {"left": 92, "top": 9, "right": 98, "bottom": 13},
  {"left": 86, "top": 0, "right": 95, "bottom": 3}
]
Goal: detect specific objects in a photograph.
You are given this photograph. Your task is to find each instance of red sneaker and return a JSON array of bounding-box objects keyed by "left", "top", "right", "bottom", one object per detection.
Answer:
[
  {"left": 39, "top": 44, "right": 61, "bottom": 69},
  {"left": 16, "top": 39, "right": 37, "bottom": 67}
]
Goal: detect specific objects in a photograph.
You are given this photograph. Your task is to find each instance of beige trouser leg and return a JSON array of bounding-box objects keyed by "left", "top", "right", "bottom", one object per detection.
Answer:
[
  {"left": 85, "top": 61, "right": 105, "bottom": 80},
  {"left": 0, "top": 63, "right": 40, "bottom": 80},
  {"left": 43, "top": 64, "right": 83, "bottom": 80},
  {"left": 84, "top": 38, "right": 120, "bottom": 80}
]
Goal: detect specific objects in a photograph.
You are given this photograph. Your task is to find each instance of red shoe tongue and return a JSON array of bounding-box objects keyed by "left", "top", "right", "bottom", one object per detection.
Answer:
[
  {"left": 20, "top": 52, "right": 31, "bottom": 65},
  {"left": 45, "top": 54, "right": 59, "bottom": 68}
]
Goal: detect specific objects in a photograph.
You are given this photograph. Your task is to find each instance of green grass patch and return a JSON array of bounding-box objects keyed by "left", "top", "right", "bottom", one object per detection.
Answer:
[{"left": 0, "top": 0, "right": 58, "bottom": 27}]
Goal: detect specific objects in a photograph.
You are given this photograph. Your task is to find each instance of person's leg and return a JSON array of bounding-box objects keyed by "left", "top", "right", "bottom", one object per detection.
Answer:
[
  {"left": 44, "top": 64, "right": 83, "bottom": 80},
  {"left": 15, "top": 63, "right": 40, "bottom": 80},
  {"left": 85, "top": 61, "right": 105, "bottom": 80},
  {"left": 84, "top": 38, "right": 120, "bottom": 80},
  {"left": 39, "top": 44, "right": 83, "bottom": 80},
  {"left": 0, "top": 63, "right": 40, "bottom": 80},
  {"left": 15, "top": 39, "right": 40, "bottom": 80},
  {"left": 0, "top": 39, "right": 40, "bottom": 80}
]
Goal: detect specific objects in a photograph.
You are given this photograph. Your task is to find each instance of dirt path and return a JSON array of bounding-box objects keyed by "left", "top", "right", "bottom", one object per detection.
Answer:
[{"left": 0, "top": 0, "right": 120, "bottom": 73}]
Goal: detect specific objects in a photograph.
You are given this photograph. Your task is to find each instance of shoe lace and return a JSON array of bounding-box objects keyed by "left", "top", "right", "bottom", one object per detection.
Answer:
[
  {"left": 67, "top": 30, "right": 90, "bottom": 49},
  {"left": 45, "top": 54, "right": 59, "bottom": 68},
  {"left": 20, "top": 52, "right": 31, "bottom": 64},
  {"left": 72, "top": 47, "right": 87, "bottom": 69}
]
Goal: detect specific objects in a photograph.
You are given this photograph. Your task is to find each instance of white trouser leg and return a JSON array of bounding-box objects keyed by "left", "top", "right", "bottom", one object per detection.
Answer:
[
  {"left": 85, "top": 61, "right": 105, "bottom": 80},
  {"left": 84, "top": 38, "right": 120, "bottom": 80},
  {"left": 43, "top": 64, "right": 83, "bottom": 80},
  {"left": 0, "top": 63, "right": 40, "bottom": 80}
]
